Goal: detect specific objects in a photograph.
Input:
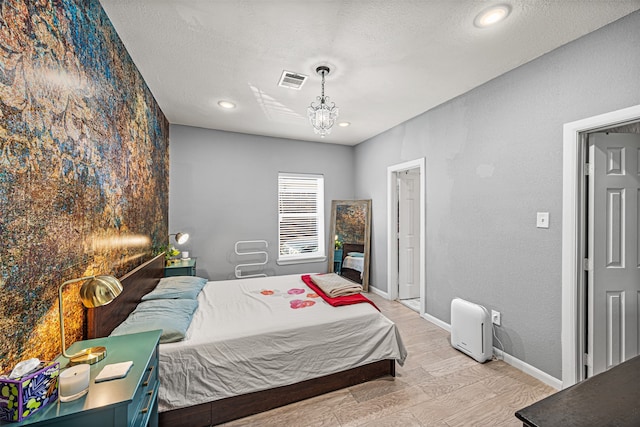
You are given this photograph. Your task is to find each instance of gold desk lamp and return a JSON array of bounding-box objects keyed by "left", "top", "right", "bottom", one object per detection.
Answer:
[
  {"left": 59, "top": 275, "right": 123, "bottom": 365},
  {"left": 169, "top": 232, "right": 189, "bottom": 245}
]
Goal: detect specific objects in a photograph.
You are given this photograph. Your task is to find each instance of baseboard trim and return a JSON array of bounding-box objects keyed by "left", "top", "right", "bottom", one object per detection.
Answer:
[
  {"left": 493, "top": 348, "right": 562, "bottom": 390},
  {"left": 421, "top": 312, "right": 451, "bottom": 332},
  {"left": 421, "top": 312, "right": 562, "bottom": 391},
  {"left": 368, "top": 286, "right": 389, "bottom": 299}
]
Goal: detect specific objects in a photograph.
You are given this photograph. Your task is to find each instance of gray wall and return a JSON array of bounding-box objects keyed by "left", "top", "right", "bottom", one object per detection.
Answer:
[
  {"left": 169, "top": 125, "right": 355, "bottom": 280},
  {"left": 355, "top": 10, "right": 640, "bottom": 380}
]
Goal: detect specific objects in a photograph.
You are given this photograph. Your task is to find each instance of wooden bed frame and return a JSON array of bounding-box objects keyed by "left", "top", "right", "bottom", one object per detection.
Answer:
[{"left": 87, "top": 254, "right": 395, "bottom": 427}]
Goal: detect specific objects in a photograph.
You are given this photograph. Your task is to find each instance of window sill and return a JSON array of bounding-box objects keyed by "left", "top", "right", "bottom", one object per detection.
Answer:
[{"left": 277, "top": 256, "right": 327, "bottom": 266}]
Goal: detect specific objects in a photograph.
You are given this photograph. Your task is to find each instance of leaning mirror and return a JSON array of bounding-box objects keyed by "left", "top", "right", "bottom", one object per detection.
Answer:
[{"left": 328, "top": 200, "right": 372, "bottom": 291}]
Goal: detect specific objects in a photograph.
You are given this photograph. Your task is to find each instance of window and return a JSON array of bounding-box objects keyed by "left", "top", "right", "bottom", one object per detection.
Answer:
[{"left": 278, "top": 173, "right": 325, "bottom": 263}]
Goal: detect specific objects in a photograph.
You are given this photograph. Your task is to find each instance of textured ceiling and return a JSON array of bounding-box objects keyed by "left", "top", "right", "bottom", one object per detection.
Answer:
[{"left": 99, "top": 1, "right": 640, "bottom": 146}]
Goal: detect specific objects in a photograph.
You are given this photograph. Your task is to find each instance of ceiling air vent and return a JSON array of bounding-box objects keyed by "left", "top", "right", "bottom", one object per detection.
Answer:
[{"left": 278, "top": 70, "right": 308, "bottom": 90}]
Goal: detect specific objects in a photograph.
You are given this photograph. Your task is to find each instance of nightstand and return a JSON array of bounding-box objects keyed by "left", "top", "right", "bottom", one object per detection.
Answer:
[
  {"left": 165, "top": 258, "right": 196, "bottom": 277},
  {"left": 333, "top": 249, "right": 343, "bottom": 274},
  {"left": 4, "top": 330, "right": 161, "bottom": 427}
]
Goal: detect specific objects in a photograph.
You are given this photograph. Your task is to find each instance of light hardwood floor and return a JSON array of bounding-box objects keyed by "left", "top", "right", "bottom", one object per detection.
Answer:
[{"left": 224, "top": 293, "right": 556, "bottom": 426}]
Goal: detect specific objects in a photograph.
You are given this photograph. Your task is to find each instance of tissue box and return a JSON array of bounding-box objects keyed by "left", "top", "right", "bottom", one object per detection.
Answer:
[{"left": 0, "top": 361, "right": 59, "bottom": 422}]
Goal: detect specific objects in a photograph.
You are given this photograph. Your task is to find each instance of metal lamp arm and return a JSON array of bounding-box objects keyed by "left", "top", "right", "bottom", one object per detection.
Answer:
[{"left": 59, "top": 276, "right": 95, "bottom": 359}]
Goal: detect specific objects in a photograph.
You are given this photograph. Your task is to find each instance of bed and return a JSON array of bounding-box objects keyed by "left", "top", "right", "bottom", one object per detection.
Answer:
[
  {"left": 340, "top": 243, "right": 366, "bottom": 284},
  {"left": 87, "top": 254, "right": 407, "bottom": 426}
]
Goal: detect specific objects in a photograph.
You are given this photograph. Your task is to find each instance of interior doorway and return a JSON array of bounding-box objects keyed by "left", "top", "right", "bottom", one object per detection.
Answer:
[
  {"left": 587, "top": 132, "right": 640, "bottom": 378},
  {"left": 398, "top": 168, "right": 421, "bottom": 304},
  {"left": 387, "top": 158, "right": 425, "bottom": 314},
  {"left": 561, "top": 104, "right": 640, "bottom": 388}
]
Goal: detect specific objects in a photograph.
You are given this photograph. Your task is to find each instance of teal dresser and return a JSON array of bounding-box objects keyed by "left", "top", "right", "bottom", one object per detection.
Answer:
[
  {"left": 164, "top": 258, "right": 196, "bottom": 277},
  {"left": 333, "top": 249, "right": 343, "bottom": 274},
  {"left": 4, "top": 330, "right": 161, "bottom": 427}
]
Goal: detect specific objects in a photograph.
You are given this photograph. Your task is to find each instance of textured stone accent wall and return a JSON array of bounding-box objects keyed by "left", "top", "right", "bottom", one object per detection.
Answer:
[{"left": 0, "top": 0, "right": 169, "bottom": 372}]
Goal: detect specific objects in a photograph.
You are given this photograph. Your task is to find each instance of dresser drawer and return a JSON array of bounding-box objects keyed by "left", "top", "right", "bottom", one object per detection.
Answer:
[
  {"left": 132, "top": 383, "right": 159, "bottom": 427},
  {"left": 131, "top": 345, "right": 159, "bottom": 427}
]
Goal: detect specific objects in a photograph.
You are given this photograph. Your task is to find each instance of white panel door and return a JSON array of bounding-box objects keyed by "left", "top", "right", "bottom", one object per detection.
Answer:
[
  {"left": 588, "top": 133, "right": 640, "bottom": 377},
  {"left": 398, "top": 169, "right": 421, "bottom": 300}
]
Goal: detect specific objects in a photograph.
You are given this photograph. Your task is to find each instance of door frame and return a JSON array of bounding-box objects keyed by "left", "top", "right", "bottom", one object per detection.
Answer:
[
  {"left": 387, "top": 158, "right": 426, "bottom": 313},
  {"left": 561, "top": 104, "right": 640, "bottom": 388}
]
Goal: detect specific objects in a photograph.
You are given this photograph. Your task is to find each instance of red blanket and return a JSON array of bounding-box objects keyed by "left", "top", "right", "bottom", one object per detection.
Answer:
[{"left": 301, "top": 274, "right": 379, "bottom": 311}]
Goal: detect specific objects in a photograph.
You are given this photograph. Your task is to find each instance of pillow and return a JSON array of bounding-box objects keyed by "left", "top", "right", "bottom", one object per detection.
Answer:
[
  {"left": 141, "top": 276, "right": 207, "bottom": 300},
  {"left": 347, "top": 252, "right": 364, "bottom": 258},
  {"left": 110, "top": 299, "right": 199, "bottom": 343}
]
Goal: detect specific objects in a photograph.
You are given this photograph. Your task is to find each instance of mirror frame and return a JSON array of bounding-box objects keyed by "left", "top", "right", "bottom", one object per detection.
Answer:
[{"left": 328, "top": 199, "right": 372, "bottom": 291}]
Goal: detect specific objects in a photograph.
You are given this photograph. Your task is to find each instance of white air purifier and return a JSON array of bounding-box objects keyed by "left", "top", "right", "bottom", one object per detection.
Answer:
[{"left": 450, "top": 298, "right": 492, "bottom": 363}]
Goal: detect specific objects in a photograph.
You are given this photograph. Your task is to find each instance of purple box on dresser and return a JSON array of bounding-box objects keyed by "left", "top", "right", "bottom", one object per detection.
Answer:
[{"left": 0, "top": 361, "right": 59, "bottom": 422}]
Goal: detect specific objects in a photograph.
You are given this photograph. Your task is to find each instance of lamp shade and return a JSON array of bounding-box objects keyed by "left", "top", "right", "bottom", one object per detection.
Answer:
[
  {"left": 174, "top": 232, "right": 189, "bottom": 245},
  {"left": 78, "top": 275, "right": 123, "bottom": 308},
  {"left": 59, "top": 274, "right": 123, "bottom": 364}
]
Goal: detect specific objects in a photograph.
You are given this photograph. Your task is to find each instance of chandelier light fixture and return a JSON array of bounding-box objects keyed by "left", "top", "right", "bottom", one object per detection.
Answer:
[{"left": 307, "top": 65, "right": 339, "bottom": 137}]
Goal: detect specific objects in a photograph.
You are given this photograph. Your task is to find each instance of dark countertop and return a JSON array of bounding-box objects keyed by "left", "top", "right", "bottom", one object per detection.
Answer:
[{"left": 516, "top": 355, "right": 640, "bottom": 427}]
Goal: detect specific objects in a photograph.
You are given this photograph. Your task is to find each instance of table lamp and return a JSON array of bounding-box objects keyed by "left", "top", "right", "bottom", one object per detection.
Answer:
[
  {"left": 59, "top": 275, "right": 123, "bottom": 365},
  {"left": 170, "top": 232, "right": 189, "bottom": 245}
]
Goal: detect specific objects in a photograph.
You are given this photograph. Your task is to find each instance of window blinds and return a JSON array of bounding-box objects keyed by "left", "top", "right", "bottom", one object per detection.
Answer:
[{"left": 278, "top": 173, "right": 325, "bottom": 260}]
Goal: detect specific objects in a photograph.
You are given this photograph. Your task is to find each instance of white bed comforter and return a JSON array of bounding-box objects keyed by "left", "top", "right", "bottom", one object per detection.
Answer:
[
  {"left": 158, "top": 274, "right": 407, "bottom": 412},
  {"left": 343, "top": 255, "right": 365, "bottom": 273}
]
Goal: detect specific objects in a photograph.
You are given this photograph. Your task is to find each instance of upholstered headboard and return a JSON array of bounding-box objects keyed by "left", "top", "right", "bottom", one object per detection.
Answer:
[{"left": 86, "top": 254, "right": 165, "bottom": 339}]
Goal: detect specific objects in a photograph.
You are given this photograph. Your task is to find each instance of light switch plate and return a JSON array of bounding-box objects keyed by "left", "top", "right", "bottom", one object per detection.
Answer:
[{"left": 537, "top": 212, "right": 549, "bottom": 228}]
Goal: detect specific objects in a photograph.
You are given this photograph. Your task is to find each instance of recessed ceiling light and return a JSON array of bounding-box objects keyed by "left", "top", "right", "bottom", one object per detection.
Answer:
[
  {"left": 338, "top": 122, "right": 350, "bottom": 127},
  {"left": 474, "top": 4, "right": 511, "bottom": 28},
  {"left": 217, "top": 100, "right": 236, "bottom": 109}
]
